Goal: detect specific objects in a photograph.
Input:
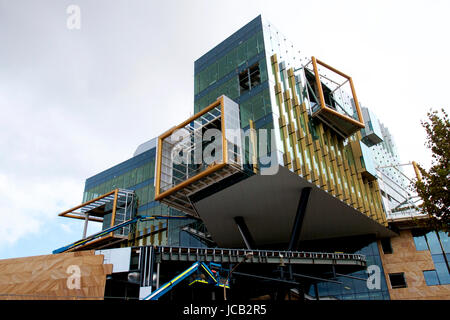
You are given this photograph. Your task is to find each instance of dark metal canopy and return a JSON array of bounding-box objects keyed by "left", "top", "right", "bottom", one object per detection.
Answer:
[{"left": 192, "top": 165, "right": 396, "bottom": 248}]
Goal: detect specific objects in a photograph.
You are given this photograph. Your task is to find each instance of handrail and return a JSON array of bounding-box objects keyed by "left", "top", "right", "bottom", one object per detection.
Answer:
[{"left": 154, "top": 246, "right": 366, "bottom": 262}]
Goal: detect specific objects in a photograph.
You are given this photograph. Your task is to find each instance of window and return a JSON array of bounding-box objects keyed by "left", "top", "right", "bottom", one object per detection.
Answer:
[
  {"left": 249, "top": 64, "right": 261, "bottom": 88},
  {"left": 411, "top": 229, "right": 429, "bottom": 251},
  {"left": 389, "top": 273, "right": 407, "bottom": 289},
  {"left": 426, "top": 231, "right": 443, "bottom": 254},
  {"left": 381, "top": 238, "right": 393, "bottom": 254},
  {"left": 432, "top": 254, "right": 450, "bottom": 285},
  {"left": 438, "top": 231, "right": 449, "bottom": 253},
  {"left": 239, "top": 63, "right": 260, "bottom": 95},
  {"left": 423, "top": 270, "right": 440, "bottom": 286},
  {"left": 239, "top": 69, "right": 250, "bottom": 94}
]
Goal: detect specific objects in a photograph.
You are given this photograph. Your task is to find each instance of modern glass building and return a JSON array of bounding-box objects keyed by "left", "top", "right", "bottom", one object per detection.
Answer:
[
  {"left": 412, "top": 229, "right": 450, "bottom": 286},
  {"left": 192, "top": 15, "right": 391, "bottom": 299},
  {"left": 81, "top": 138, "right": 208, "bottom": 248},
  {"left": 52, "top": 15, "right": 450, "bottom": 301},
  {"left": 305, "top": 239, "right": 390, "bottom": 300},
  {"left": 194, "top": 15, "right": 387, "bottom": 227}
]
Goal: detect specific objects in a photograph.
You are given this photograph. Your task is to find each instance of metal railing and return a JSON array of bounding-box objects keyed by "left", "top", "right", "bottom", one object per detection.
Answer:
[{"left": 153, "top": 246, "right": 367, "bottom": 266}]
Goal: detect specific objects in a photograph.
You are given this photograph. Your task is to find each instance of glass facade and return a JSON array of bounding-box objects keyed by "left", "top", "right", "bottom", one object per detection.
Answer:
[
  {"left": 194, "top": 16, "right": 267, "bottom": 117},
  {"left": 303, "top": 237, "right": 390, "bottom": 300},
  {"left": 194, "top": 16, "right": 280, "bottom": 171},
  {"left": 423, "top": 270, "right": 440, "bottom": 286},
  {"left": 83, "top": 146, "right": 208, "bottom": 247},
  {"left": 194, "top": 16, "right": 391, "bottom": 300},
  {"left": 412, "top": 229, "right": 450, "bottom": 286},
  {"left": 83, "top": 148, "right": 161, "bottom": 217}
]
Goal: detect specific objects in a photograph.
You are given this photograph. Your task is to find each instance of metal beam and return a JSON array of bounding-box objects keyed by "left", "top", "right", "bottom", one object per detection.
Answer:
[
  {"left": 232, "top": 271, "right": 300, "bottom": 286},
  {"left": 334, "top": 272, "right": 368, "bottom": 282},
  {"left": 292, "top": 272, "right": 343, "bottom": 284},
  {"left": 234, "top": 216, "right": 256, "bottom": 250},
  {"left": 288, "top": 187, "right": 312, "bottom": 251}
]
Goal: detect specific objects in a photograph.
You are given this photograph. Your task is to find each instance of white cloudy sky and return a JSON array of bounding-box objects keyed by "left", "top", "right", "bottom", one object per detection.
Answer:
[{"left": 0, "top": 0, "right": 448, "bottom": 259}]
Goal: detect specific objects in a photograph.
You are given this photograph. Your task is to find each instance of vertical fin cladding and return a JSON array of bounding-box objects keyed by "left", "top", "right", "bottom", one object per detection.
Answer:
[
  {"left": 219, "top": 96, "right": 227, "bottom": 164},
  {"left": 269, "top": 54, "right": 387, "bottom": 223},
  {"left": 109, "top": 189, "right": 119, "bottom": 237},
  {"left": 155, "top": 137, "right": 163, "bottom": 198}
]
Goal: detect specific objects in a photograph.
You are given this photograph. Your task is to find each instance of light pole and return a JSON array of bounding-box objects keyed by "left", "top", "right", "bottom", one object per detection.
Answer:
[{"left": 223, "top": 252, "right": 253, "bottom": 301}]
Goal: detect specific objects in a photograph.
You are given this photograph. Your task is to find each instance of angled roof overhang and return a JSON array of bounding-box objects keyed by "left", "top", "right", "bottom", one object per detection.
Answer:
[{"left": 192, "top": 165, "right": 396, "bottom": 248}]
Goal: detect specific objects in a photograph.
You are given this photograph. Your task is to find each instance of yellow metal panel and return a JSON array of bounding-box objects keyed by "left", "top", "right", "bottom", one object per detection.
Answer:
[
  {"left": 220, "top": 96, "right": 228, "bottom": 165},
  {"left": 292, "top": 95, "right": 300, "bottom": 107},
  {"left": 293, "top": 157, "right": 301, "bottom": 173},
  {"left": 287, "top": 68, "right": 294, "bottom": 77},
  {"left": 109, "top": 189, "right": 119, "bottom": 237},
  {"left": 249, "top": 119, "right": 258, "bottom": 174},
  {"left": 299, "top": 102, "right": 307, "bottom": 113},
  {"left": 412, "top": 161, "right": 422, "bottom": 182},
  {"left": 271, "top": 54, "right": 278, "bottom": 65},
  {"left": 274, "top": 83, "right": 282, "bottom": 94},
  {"left": 288, "top": 122, "right": 296, "bottom": 134}
]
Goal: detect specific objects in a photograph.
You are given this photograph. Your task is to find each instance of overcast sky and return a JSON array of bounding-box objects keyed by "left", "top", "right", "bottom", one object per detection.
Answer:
[{"left": 0, "top": 0, "right": 449, "bottom": 259}]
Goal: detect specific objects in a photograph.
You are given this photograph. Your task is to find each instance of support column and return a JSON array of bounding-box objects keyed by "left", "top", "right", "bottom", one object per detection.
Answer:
[
  {"left": 82, "top": 213, "right": 89, "bottom": 239},
  {"left": 234, "top": 216, "right": 256, "bottom": 249},
  {"left": 156, "top": 262, "right": 160, "bottom": 289},
  {"left": 314, "top": 283, "right": 319, "bottom": 300},
  {"left": 288, "top": 187, "right": 312, "bottom": 251}
]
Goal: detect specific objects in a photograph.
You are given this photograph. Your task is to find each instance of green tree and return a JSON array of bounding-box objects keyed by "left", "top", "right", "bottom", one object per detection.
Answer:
[{"left": 414, "top": 109, "right": 450, "bottom": 231}]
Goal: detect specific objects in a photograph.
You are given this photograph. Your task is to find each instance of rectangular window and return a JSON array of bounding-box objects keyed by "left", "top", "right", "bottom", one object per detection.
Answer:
[
  {"left": 389, "top": 273, "right": 407, "bottom": 289},
  {"left": 438, "top": 231, "right": 450, "bottom": 253},
  {"left": 239, "top": 63, "right": 261, "bottom": 95},
  {"left": 423, "top": 270, "right": 440, "bottom": 286},
  {"left": 239, "top": 68, "right": 250, "bottom": 94},
  {"left": 432, "top": 254, "right": 450, "bottom": 285},
  {"left": 411, "top": 229, "right": 429, "bottom": 251},
  {"left": 381, "top": 238, "right": 393, "bottom": 254},
  {"left": 249, "top": 64, "right": 261, "bottom": 89},
  {"left": 426, "top": 231, "right": 443, "bottom": 254}
]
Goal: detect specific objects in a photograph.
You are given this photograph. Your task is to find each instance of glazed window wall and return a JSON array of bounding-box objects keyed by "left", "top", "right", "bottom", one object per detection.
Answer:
[
  {"left": 423, "top": 270, "right": 440, "bottom": 286},
  {"left": 194, "top": 27, "right": 268, "bottom": 115},
  {"left": 412, "top": 229, "right": 450, "bottom": 285},
  {"left": 239, "top": 88, "right": 271, "bottom": 128},
  {"left": 195, "top": 30, "right": 265, "bottom": 96},
  {"left": 307, "top": 241, "right": 390, "bottom": 300},
  {"left": 83, "top": 159, "right": 155, "bottom": 203},
  {"left": 194, "top": 57, "right": 268, "bottom": 114},
  {"left": 82, "top": 152, "right": 167, "bottom": 235},
  {"left": 240, "top": 114, "right": 277, "bottom": 171}
]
